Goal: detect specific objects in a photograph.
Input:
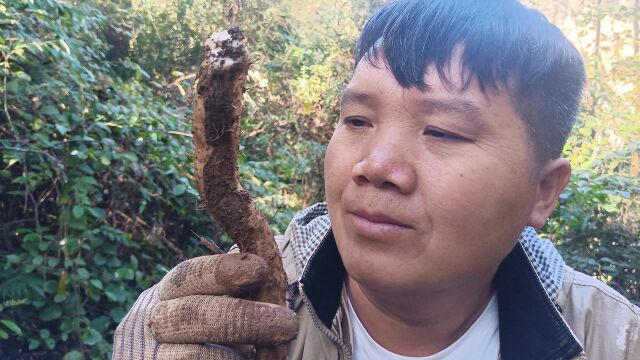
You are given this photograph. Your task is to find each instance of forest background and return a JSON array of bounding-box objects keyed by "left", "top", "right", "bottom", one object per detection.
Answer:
[{"left": 0, "top": 0, "right": 638, "bottom": 358}]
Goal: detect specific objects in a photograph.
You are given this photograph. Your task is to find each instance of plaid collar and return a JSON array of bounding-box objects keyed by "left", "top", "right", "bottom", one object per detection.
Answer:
[{"left": 289, "top": 203, "right": 583, "bottom": 360}]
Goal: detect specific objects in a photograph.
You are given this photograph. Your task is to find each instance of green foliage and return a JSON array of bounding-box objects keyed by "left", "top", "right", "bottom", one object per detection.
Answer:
[
  {"left": 0, "top": 0, "right": 216, "bottom": 357},
  {"left": 531, "top": 0, "right": 640, "bottom": 305},
  {"left": 544, "top": 165, "right": 640, "bottom": 303},
  {"left": 0, "top": 300, "right": 26, "bottom": 340}
]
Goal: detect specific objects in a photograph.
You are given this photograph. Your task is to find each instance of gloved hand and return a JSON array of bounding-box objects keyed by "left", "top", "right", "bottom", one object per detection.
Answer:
[{"left": 112, "top": 253, "right": 299, "bottom": 360}]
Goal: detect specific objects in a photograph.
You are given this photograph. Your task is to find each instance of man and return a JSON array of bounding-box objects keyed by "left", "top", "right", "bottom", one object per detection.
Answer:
[{"left": 113, "top": 0, "right": 640, "bottom": 359}]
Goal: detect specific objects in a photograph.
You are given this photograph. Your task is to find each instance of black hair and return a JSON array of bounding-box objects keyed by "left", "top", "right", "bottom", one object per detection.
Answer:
[{"left": 355, "top": 0, "right": 586, "bottom": 162}]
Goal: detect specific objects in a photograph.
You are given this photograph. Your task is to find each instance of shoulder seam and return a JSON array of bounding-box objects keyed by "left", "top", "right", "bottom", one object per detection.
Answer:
[{"left": 569, "top": 281, "right": 640, "bottom": 316}]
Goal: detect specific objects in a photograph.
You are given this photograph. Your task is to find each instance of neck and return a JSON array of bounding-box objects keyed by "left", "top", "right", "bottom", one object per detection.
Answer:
[{"left": 346, "top": 276, "right": 495, "bottom": 357}]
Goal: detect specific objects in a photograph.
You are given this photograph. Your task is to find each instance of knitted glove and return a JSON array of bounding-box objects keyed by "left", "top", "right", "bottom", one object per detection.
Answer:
[{"left": 112, "top": 253, "right": 298, "bottom": 360}]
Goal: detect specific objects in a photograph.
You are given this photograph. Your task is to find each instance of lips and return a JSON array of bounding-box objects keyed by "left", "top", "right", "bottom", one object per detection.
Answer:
[
  {"left": 350, "top": 209, "right": 412, "bottom": 228},
  {"left": 348, "top": 209, "right": 413, "bottom": 238}
]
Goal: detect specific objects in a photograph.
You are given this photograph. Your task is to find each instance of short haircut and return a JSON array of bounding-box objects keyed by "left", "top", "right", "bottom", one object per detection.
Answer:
[{"left": 355, "top": 0, "right": 586, "bottom": 162}]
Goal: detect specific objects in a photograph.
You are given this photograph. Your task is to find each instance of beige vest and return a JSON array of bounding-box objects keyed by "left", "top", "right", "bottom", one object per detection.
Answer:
[{"left": 278, "top": 235, "right": 640, "bottom": 360}]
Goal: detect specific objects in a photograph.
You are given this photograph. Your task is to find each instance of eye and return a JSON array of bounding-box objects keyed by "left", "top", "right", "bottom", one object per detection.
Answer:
[
  {"left": 424, "top": 127, "right": 464, "bottom": 141},
  {"left": 343, "top": 117, "right": 370, "bottom": 128}
]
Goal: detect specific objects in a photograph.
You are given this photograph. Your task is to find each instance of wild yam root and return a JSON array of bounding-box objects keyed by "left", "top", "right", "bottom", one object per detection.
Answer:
[{"left": 192, "top": 28, "right": 289, "bottom": 359}]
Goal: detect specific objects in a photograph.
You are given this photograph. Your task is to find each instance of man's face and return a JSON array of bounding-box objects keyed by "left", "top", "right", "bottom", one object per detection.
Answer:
[{"left": 324, "top": 55, "right": 541, "bottom": 294}]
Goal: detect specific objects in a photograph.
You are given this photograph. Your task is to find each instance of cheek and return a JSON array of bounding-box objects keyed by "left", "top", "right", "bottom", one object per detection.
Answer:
[
  {"left": 430, "top": 153, "right": 534, "bottom": 214},
  {"left": 323, "top": 133, "right": 358, "bottom": 201},
  {"left": 426, "top": 160, "right": 536, "bottom": 249},
  {"left": 323, "top": 140, "right": 342, "bottom": 201}
]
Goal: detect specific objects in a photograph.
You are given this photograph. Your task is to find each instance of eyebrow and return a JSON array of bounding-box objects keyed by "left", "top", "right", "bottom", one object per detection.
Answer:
[
  {"left": 340, "top": 89, "right": 374, "bottom": 107},
  {"left": 422, "top": 99, "right": 483, "bottom": 122},
  {"left": 340, "top": 89, "right": 484, "bottom": 123}
]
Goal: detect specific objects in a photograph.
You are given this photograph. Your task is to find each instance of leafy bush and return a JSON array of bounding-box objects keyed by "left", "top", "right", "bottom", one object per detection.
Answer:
[
  {"left": 543, "top": 149, "right": 640, "bottom": 304},
  {"left": 532, "top": 0, "right": 640, "bottom": 305},
  {"left": 0, "top": 1, "right": 217, "bottom": 358}
]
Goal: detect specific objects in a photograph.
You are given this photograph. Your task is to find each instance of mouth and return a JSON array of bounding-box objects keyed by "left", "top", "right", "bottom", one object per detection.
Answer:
[{"left": 347, "top": 209, "right": 413, "bottom": 238}]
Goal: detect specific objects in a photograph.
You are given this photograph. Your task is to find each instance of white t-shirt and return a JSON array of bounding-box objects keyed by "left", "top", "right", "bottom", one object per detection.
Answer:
[{"left": 346, "top": 293, "right": 500, "bottom": 360}]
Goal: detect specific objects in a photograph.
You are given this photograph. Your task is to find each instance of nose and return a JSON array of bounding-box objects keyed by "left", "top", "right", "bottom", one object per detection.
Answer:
[{"left": 351, "top": 134, "right": 417, "bottom": 194}]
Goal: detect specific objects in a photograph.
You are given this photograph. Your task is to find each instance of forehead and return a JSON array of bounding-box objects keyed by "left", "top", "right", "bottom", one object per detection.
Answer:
[{"left": 345, "top": 56, "right": 517, "bottom": 119}]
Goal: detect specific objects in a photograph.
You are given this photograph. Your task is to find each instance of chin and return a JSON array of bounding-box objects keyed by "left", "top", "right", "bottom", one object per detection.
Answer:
[{"left": 342, "top": 250, "right": 430, "bottom": 293}]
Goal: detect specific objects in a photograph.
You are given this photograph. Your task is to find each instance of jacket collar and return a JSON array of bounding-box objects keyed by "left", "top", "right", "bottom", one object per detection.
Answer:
[
  {"left": 295, "top": 218, "right": 583, "bottom": 360},
  {"left": 494, "top": 241, "right": 583, "bottom": 360}
]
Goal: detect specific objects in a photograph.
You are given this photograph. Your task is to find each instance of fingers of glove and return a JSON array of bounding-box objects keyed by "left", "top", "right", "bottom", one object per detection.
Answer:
[
  {"left": 157, "top": 253, "right": 269, "bottom": 301},
  {"left": 149, "top": 295, "right": 299, "bottom": 346},
  {"left": 155, "top": 343, "right": 248, "bottom": 360}
]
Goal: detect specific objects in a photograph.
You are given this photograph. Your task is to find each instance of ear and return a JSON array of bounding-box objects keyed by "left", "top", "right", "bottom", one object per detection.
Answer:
[{"left": 528, "top": 158, "right": 571, "bottom": 228}]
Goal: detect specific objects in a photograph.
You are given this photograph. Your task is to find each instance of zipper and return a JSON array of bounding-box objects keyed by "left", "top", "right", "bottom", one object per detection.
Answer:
[
  {"left": 299, "top": 281, "right": 352, "bottom": 360},
  {"left": 295, "top": 224, "right": 351, "bottom": 358}
]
